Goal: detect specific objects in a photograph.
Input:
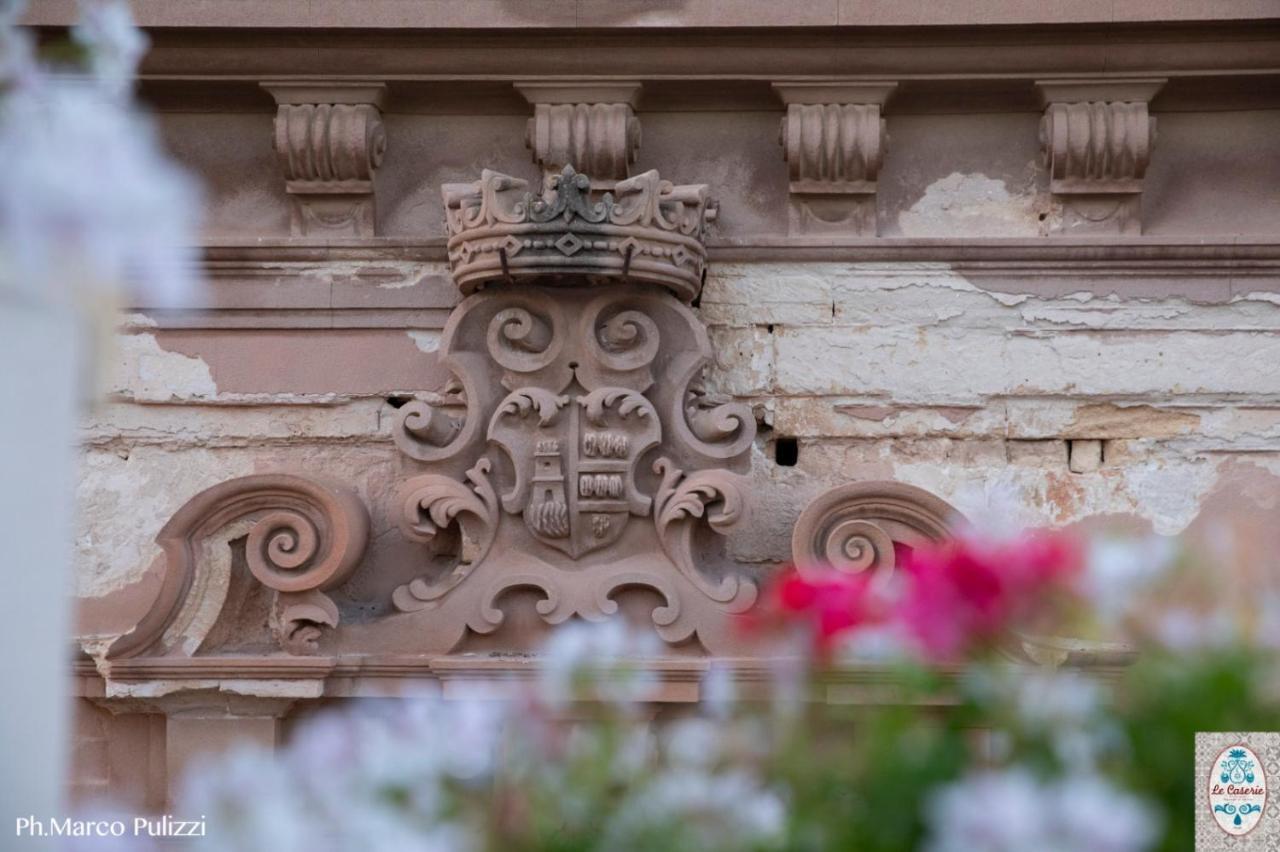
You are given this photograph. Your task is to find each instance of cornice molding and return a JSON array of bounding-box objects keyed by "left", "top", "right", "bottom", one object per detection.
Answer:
[
  {"left": 76, "top": 651, "right": 1135, "bottom": 702},
  {"left": 108, "top": 238, "right": 1280, "bottom": 329},
  {"left": 24, "top": 0, "right": 1280, "bottom": 30}
]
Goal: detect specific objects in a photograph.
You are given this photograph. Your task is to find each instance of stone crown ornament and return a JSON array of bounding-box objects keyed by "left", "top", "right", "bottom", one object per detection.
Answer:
[{"left": 442, "top": 165, "right": 717, "bottom": 303}]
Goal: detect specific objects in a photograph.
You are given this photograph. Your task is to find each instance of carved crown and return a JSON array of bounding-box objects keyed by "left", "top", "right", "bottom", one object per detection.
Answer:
[{"left": 442, "top": 165, "right": 717, "bottom": 303}]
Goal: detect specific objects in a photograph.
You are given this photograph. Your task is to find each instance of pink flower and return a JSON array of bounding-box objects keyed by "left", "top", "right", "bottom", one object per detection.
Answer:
[
  {"left": 900, "top": 531, "right": 1082, "bottom": 661},
  {"left": 751, "top": 531, "right": 1083, "bottom": 663},
  {"left": 749, "top": 566, "right": 887, "bottom": 655}
]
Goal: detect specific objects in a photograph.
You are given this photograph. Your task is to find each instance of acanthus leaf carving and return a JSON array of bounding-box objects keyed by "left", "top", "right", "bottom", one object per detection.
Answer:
[
  {"left": 274, "top": 589, "right": 340, "bottom": 655},
  {"left": 652, "top": 457, "right": 756, "bottom": 608},
  {"left": 391, "top": 458, "right": 499, "bottom": 613}
]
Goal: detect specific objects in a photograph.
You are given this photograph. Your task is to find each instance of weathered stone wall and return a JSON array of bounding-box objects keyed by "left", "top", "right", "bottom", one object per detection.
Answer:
[{"left": 51, "top": 4, "right": 1280, "bottom": 807}]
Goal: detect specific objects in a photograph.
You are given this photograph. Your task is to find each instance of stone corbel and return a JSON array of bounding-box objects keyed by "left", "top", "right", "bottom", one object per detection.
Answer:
[
  {"left": 516, "top": 81, "right": 643, "bottom": 186},
  {"left": 261, "top": 81, "right": 388, "bottom": 238},
  {"left": 773, "top": 80, "right": 897, "bottom": 236},
  {"left": 1036, "top": 78, "right": 1166, "bottom": 235}
]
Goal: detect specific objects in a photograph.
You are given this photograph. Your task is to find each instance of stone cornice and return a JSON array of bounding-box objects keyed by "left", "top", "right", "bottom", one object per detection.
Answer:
[
  {"left": 23, "top": 0, "right": 1280, "bottom": 30},
  {"left": 75, "top": 651, "right": 1133, "bottom": 702},
  {"left": 26, "top": 25, "right": 1277, "bottom": 89},
  {"left": 109, "top": 238, "right": 1280, "bottom": 329}
]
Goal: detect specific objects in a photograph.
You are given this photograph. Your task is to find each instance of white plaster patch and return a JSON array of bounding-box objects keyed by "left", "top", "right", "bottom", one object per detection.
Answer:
[
  {"left": 111, "top": 333, "right": 217, "bottom": 402},
  {"left": 74, "top": 447, "right": 255, "bottom": 597},
  {"left": 407, "top": 330, "right": 441, "bottom": 353},
  {"left": 898, "top": 173, "right": 1052, "bottom": 238},
  {"left": 1121, "top": 457, "right": 1220, "bottom": 535}
]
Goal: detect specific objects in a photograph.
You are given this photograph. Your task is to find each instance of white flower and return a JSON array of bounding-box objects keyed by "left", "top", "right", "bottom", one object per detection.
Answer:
[
  {"left": 701, "top": 661, "right": 736, "bottom": 719},
  {"left": 1055, "top": 772, "right": 1160, "bottom": 852},
  {"left": 604, "top": 767, "right": 785, "bottom": 851},
  {"left": 926, "top": 768, "right": 1158, "bottom": 852},
  {"left": 1013, "top": 670, "right": 1103, "bottom": 732},
  {"left": 926, "top": 767, "right": 1052, "bottom": 852},
  {"left": 0, "top": 0, "right": 34, "bottom": 85},
  {"left": 1082, "top": 535, "right": 1177, "bottom": 627},
  {"left": 1152, "top": 606, "right": 1235, "bottom": 652},
  {"left": 73, "top": 0, "right": 147, "bottom": 98},
  {"left": 180, "top": 747, "right": 314, "bottom": 852},
  {"left": 664, "top": 717, "right": 723, "bottom": 769},
  {"left": 537, "top": 618, "right": 660, "bottom": 708},
  {"left": 0, "top": 0, "right": 201, "bottom": 310}
]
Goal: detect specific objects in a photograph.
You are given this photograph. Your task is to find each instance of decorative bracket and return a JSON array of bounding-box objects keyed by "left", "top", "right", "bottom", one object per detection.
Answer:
[
  {"left": 516, "top": 81, "right": 643, "bottom": 186},
  {"left": 1036, "top": 78, "right": 1166, "bottom": 235},
  {"left": 773, "top": 80, "right": 897, "bottom": 236},
  {"left": 261, "top": 81, "right": 388, "bottom": 238}
]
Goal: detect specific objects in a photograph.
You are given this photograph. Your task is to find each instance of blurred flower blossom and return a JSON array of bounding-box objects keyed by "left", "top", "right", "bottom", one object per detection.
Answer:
[
  {"left": 1081, "top": 535, "right": 1178, "bottom": 628},
  {"left": 0, "top": 0, "right": 201, "bottom": 309},
  {"left": 603, "top": 768, "right": 785, "bottom": 852},
  {"left": 538, "top": 618, "right": 661, "bottom": 708},
  {"left": 73, "top": 0, "right": 147, "bottom": 97},
  {"left": 925, "top": 767, "right": 1157, "bottom": 852}
]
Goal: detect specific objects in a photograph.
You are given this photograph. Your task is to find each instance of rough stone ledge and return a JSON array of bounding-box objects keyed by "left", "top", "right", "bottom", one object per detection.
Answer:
[{"left": 74, "top": 651, "right": 1133, "bottom": 703}]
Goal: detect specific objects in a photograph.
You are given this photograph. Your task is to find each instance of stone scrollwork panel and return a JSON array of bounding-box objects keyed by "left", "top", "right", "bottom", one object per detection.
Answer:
[
  {"left": 791, "top": 481, "right": 962, "bottom": 580},
  {"left": 106, "top": 474, "right": 370, "bottom": 659}
]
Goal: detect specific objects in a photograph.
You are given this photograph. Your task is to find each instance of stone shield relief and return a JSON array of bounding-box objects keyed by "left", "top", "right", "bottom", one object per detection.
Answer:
[{"left": 361, "top": 280, "right": 758, "bottom": 655}]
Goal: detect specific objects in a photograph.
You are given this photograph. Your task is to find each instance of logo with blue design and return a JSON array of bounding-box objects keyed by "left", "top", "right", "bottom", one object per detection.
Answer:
[{"left": 1197, "top": 732, "right": 1278, "bottom": 850}]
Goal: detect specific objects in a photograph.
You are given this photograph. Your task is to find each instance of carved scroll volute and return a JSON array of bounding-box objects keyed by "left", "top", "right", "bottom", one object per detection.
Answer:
[
  {"left": 261, "top": 82, "right": 388, "bottom": 238},
  {"left": 517, "top": 81, "right": 643, "bottom": 185},
  {"left": 107, "top": 474, "right": 370, "bottom": 659},
  {"left": 791, "top": 482, "right": 961, "bottom": 581},
  {"left": 1036, "top": 78, "right": 1166, "bottom": 235},
  {"left": 772, "top": 80, "right": 897, "bottom": 237}
]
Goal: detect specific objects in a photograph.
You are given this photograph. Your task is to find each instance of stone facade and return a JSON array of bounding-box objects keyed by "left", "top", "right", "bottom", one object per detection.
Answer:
[{"left": 28, "top": 1, "right": 1280, "bottom": 808}]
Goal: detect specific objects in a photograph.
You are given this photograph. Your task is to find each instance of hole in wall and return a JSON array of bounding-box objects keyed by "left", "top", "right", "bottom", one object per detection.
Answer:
[
  {"left": 766, "top": 324, "right": 776, "bottom": 334},
  {"left": 386, "top": 395, "right": 412, "bottom": 409},
  {"left": 775, "top": 437, "right": 799, "bottom": 467}
]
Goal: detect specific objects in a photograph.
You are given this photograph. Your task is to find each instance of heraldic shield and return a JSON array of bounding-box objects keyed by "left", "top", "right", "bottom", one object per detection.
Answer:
[{"left": 489, "top": 386, "right": 661, "bottom": 559}]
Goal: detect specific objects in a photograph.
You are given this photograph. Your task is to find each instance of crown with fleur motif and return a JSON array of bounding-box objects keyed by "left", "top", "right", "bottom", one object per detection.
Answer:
[{"left": 441, "top": 165, "right": 716, "bottom": 303}]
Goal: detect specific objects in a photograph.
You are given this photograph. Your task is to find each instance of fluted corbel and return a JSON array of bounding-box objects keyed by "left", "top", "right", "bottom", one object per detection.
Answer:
[
  {"left": 516, "top": 80, "right": 642, "bottom": 187},
  {"left": 1036, "top": 78, "right": 1166, "bottom": 235},
  {"left": 261, "top": 81, "right": 388, "bottom": 238},
  {"left": 773, "top": 80, "right": 897, "bottom": 237}
]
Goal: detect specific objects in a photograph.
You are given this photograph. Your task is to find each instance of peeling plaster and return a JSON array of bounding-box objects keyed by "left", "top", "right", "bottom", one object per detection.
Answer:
[
  {"left": 75, "top": 447, "right": 255, "bottom": 597},
  {"left": 111, "top": 333, "right": 217, "bottom": 402},
  {"left": 1122, "top": 457, "right": 1220, "bottom": 535},
  {"left": 898, "top": 172, "right": 1056, "bottom": 238},
  {"left": 407, "top": 330, "right": 441, "bottom": 353}
]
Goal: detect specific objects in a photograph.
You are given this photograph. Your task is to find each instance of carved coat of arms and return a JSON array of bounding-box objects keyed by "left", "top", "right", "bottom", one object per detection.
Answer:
[{"left": 379, "top": 167, "right": 759, "bottom": 654}]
